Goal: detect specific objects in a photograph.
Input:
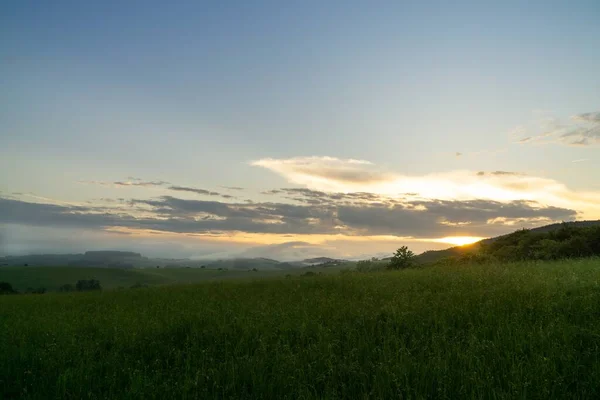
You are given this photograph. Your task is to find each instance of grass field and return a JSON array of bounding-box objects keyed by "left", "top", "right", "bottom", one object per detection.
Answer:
[
  {"left": 0, "top": 265, "right": 346, "bottom": 292},
  {"left": 2, "top": 258, "right": 600, "bottom": 399}
]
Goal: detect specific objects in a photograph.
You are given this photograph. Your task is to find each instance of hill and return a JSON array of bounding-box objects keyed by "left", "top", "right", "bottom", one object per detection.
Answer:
[
  {"left": 416, "top": 220, "right": 600, "bottom": 265},
  {"left": 201, "top": 257, "right": 285, "bottom": 271},
  {"left": 0, "top": 252, "right": 349, "bottom": 271}
]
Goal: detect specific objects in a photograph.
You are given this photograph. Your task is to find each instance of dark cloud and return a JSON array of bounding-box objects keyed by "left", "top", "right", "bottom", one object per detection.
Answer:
[
  {"left": 168, "top": 186, "right": 220, "bottom": 196},
  {"left": 79, "top": 179, "right": 169, "bottom": 187},
  {"left": 0, "top": 193, "right": 577, "bottom": 239},
  {"left": 168, "top": 185, "right": 236, "bottom": 200},
  {"left": 114, "top": 180, "right": 169, "bottom": 187},
  {"left": 222, "top": 186, "right": 245, "bottom": 191},
  {"left": 477, "top": 171, "right": 522, "bottom": 177}
]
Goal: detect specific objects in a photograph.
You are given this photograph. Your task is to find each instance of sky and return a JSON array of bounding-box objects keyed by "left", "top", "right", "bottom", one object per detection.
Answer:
[{"left": 1, "top": 0, "right": 599, "bottom": 260}]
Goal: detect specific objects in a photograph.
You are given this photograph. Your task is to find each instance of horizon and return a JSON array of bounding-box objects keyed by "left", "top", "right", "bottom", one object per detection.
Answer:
[{"left": 2, "top": 1, "right": 599, "bottom": 260}]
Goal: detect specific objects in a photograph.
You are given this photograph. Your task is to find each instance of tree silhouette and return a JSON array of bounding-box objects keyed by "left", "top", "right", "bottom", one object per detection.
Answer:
[{"left": 388, "top": 246, "right": 415, "bottom": 270}]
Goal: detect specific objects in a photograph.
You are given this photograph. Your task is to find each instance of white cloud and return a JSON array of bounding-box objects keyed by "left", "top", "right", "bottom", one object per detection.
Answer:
[
  {"left": 251, "top": 156, "right": 396, "bottom": 190},
  {"left": 252, "top": 156, "right": 600, "bottom": 219}
]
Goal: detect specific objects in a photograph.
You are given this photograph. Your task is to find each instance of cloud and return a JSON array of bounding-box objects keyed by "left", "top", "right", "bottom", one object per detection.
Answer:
[
  {"left": 476, "top": 171, "right": 522, "bottom": 177},
  {"left": 222, "top": 186, "right": 245, "bottom": 191},
  {"left": 79, "top": 179, "right": 169, "bottom": 187},
  {"left": 168, "top": 185, "right": 240, "bottom": 200},
  {"left": 252, "top": 157, "right": 600, "bottom": 222},
  {"left": 252, "top": 157, "right": 594, "bottom": 207},
  {"left": 168, "top": 186, "right": 220, "bottom": 196},
  {"left": 251, "top": 156, "right": 396, "bottom": 189},
  {"left": 114, "top": 180, "right": 169, "bottom": 187},
  {"left": 0, "top": 193, "right": 578, "bottom": 240},
  {"left": 514, "top": 110, "right": 600, "bottom": 146}
]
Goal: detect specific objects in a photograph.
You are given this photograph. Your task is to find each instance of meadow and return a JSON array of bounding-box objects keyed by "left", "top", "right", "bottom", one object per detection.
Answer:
[
  {"left": 0, "top": 265, "right": 346, "bottom": 293},
  {"left": 2, "top": 258, "right": 600, "bottom": 399}
]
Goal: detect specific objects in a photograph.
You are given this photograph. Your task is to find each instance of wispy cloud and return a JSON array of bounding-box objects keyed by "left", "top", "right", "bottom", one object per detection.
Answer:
[
  {"left": 252, "top": 156, "right": 396, "bottom": 188},
  {"left": 114, "top": 180, "right": 169, "bottom": 187},
  {"left": 168, "top": 185, "right": 238, "bottom": 200},
  {"left": 221, "top": 186, "right": 245, "bottom": 191},
  {"left": 514, "top": 110, "right": 600, "bottom": 146},
  {"left": 169, "top": 186, "right": 220, "bottom": 196},
  {"left": 79, "top": 179, "right": 169, "bottom": 188}
]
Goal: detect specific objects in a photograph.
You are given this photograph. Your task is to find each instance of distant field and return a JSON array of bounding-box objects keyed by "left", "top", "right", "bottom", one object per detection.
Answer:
[
  {"left": 2, "top": 258, "right": 600, "bottom": 399},
  {"left": 0, "top": 265, "right": 347, "bottom": 292}
]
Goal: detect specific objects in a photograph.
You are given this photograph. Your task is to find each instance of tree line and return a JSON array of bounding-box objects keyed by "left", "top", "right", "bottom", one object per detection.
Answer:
[{"left": 0, "top": 279, "right": 102, "bottom": 295}]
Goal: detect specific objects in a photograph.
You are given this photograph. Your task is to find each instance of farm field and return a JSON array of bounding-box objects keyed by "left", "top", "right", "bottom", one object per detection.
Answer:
[{"left": 2, "top": 258, "right": 600, "bottom": 399}]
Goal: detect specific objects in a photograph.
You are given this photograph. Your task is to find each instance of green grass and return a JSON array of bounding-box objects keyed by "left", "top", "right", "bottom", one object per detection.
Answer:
[
  {"left": 2, "top": 258, "right": 600, "bottom": 399},
  {"left": 0, "top": 265, "right": 348, "bottom": 293},
  {"left": 0, "top": 267, "right": 169, "bottom": 291},
  {"left": 0, "top": 266, "right": 331, "bottom": 292}
]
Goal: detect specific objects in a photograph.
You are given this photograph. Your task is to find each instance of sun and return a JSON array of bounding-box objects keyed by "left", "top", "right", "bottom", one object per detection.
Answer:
[{"left": 437, "top": 236, "right": 485, "bottom": 246}]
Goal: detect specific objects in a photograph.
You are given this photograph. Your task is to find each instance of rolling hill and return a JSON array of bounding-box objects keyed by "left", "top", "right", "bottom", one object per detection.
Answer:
[{"left": 416, "top": 220, "right": 600, "bottom": 264}]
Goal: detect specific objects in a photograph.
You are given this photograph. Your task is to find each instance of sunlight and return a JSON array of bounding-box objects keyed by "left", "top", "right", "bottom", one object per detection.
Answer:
[{"left": 436, "top": 236, "right": 485, "bottom": 246}]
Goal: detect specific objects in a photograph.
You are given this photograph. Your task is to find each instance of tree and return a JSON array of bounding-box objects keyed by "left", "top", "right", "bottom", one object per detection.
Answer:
[
  {"left": 0, "top": 282, "right": 17, "bottom": 295},
  {"left": 388, "top": 246, "right": 416, "bottom": 270}
]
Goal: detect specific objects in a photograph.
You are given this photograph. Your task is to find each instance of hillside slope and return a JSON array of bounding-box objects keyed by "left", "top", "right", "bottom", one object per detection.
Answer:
[{"left": 417, "top": 220, "right": 600, "bottom": 264}]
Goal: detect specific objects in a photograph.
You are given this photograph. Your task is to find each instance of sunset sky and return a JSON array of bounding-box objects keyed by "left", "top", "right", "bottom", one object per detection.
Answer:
[{"left": 1, "top": 1, "right": 599, "bottom": 259}]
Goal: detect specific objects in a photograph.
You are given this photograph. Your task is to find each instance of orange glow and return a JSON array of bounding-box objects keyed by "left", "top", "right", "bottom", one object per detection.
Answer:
[
  {"left": 435, "top": 236, "right": 485, "bottom": 246},
  {"left": 104, "top": 227, "right": 484, "bottom": 248}
]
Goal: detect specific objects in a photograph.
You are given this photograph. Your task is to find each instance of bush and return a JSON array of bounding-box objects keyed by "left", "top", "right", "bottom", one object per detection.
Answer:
[
  {"left": 76, "top": 279, "right": 102, "bottom": 291},
  {"left": 0, "top": 281, "right": 17, "bottom": 295},
  {"left": 59, "top": 284, "right": 75, "bottom": 292},
  {"left": 356, "top": 260, "right": 386, "bottom": 272},
  {"left": 130, "top": 283, "right": 148, "bottom": 289}
]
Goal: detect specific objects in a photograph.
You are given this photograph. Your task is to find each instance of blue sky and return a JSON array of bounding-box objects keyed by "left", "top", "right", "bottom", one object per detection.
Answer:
[{"left": 1, "top": 1, "right": 599, "bottom": 259}]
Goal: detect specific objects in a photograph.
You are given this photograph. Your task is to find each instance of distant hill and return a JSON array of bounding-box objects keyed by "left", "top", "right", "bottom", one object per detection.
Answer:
[
  {"left": 0, "top": 252, "right": 350, "bottom": 271},
  {"left": 416, "top": 220, "right": 600, "bottom": 265},
  {"left": 303, "top": 257, "right": 340, "bottom": 265},
  {"left": 286, "top": 257, "right": 344, "bottom": 267},
  {"left": 84, "top": 251, "right": 142, "bottom": 258},
  {"left": 202, "top": 258, "right": 284, "bottom": 271},
  {"left": 0, "top": 251, "right": 149, "bottom": 269}
]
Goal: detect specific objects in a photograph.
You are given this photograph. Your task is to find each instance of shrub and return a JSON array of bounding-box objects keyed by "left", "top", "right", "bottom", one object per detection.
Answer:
[
  {"left": 59, "top": 284, "right": 75, "bottom": 292},
  {"left": 356, "top": 260, "right": 386, "bottom": 272},
  {"left": 130, "top": 283, "right": 147, "bottom": 289},
  {"left": 76, "top": 279, "right": 102, "bottom": 291},
  {"left": 0, "top": 282, "right": 17, "bottom": 295}
]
